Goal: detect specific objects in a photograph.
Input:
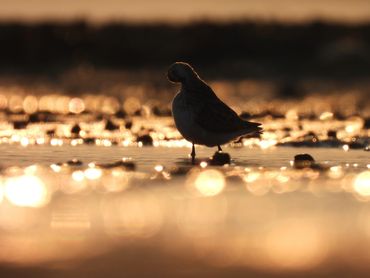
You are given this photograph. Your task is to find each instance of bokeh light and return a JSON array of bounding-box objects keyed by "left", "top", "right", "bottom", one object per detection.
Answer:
[
  {"left": 4, "top": 175, "right": 49, "bottom": 207},
  {"left": 193, "top": 169, "right": 225, "bottom": 197}
]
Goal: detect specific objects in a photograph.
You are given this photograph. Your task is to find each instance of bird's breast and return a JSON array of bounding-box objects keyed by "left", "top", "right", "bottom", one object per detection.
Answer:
[{"left": 172, "top": 93, "right": 199, "bottom": 142}]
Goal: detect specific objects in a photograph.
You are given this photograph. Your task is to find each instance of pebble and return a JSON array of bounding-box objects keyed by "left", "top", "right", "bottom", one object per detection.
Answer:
[
  {"left": 105, "top": 119, "right": 120, "bottom": 131},
  {"left": 13, "top": 121, "right": 28, "bottom": 129},
  {"left": 98, "top": 160, "right": 136, "bottom": 171},
  {"left": 71, "top": 124, "right": 81, "bottom": 135},
  {"left": 137, "top": 134, "right": 153, "bottom": 146},
  {"left": 293, "top": 153, "right": 315, "bottom": 169},
  {"left": 210, "top": 151, "right": 231, "bottom": 166},
  {"left": 66, "top": 158, "right": 83, "bottom": 166}
]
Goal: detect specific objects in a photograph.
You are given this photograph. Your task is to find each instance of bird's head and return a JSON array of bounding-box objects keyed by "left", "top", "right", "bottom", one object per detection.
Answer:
[{"left": 167, "top": 62, "right": 198, "bottom": 83}]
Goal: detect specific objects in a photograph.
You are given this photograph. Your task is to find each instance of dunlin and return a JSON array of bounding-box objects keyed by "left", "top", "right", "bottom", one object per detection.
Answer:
[{"left": 168, "top": 62, "right": 262, "bottom": 164}]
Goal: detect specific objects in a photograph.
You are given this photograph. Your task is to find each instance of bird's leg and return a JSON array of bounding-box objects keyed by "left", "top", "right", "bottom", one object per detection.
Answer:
[
  {"left": 191, "top": 143, "right": 196, "bottom": 165},
  {"left": 217, "top": 145, "right": 222, "bottom": 152}
]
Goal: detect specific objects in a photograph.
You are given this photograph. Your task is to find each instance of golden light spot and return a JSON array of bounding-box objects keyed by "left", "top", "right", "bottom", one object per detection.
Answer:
[
  {"left": 276, "top": 173, "right": 290, "bottom": 183},
  {"left": 72, "top": 170, "right": 85, "bottom": 182},
  {"left": 0, "top": 184, "right": 3, "bottom": 204},
  {"left": 50, "top": 138, "right": 59, "bottom": 146},
  {"left": 36, "top": 137, "right": 45, "bottom": 145},
  {"left": 20, "top": 137, "right": 29, "bottom": 147},
  {"left": 0, "top": 94, "right": 8, "bottom": 109},
  {"left": 11, "top": 134, "right": 20, "bottom": 142},
  {"left": 194, "top": 169, "right": 225, "bottom": 197},
  {"left": 9, "top": 95, "right": 23, "bottom": 113},
  {"left": 285, "top": 109, "right": 298, "bottom": 121},
  {"left": 328, "top": 166, "right": 344, "bottom": 179},
  {"left": 123, "top": 97, "right": 141, "bottom": 115},
  {"left": 24, "top": 165, "right": 38, "bottom": 175},
  {"left": 71, "top": 139, "right": 79, "bottom": 146},
  {"left": 4, "top": 175, "right": 49, "bottom": 207},
  {"left": 259, "top": 139, "right": 277, "bottom": 149},
  {"left": 319, "top": 111, "right": 333, "bottom": 120},
  {"left": 23, "top": 95, "right": 38, "bottom": 114},
  {"left": 50, "top": 164, "right": 62, "bottom": 173},
  {"left": 69, "top": 98, "right": 85, "bottom": 114},
  {"left": 84, "top": 167, "right": 102, "bottom": 180},
  {"left": 102, "top": 97, "right": 120, "bottom": 114},
  {"left": 345, "top": 125, "right": 355, "bottom": 133},
  {"left": 200, "top": 161, "right": 208, "bottom": 168},
  {"left": 353, "top": 171, "right": 370, "bottom": 197},
  {"left": 342, "top": 144, "right": 349, "bottom": 152},
  {"left": 243, "top": 171, "right": 261, "bottom": 183},
  {"left": 154, "top": 165, "right": 164, "bottom": 172},
  {"left": 103, "top": 169, "right": 130, "bottom": 192}
]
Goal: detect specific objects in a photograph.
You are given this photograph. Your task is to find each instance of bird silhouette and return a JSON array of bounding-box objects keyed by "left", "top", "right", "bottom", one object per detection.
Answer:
[{"left": 168, "top": 62, "right": 262, "bottom": 164}]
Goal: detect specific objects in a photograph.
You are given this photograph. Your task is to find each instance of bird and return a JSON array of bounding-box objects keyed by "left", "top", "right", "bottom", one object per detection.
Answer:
[{"left": 168, "top": 62, "right": 262, "bottom": 164}]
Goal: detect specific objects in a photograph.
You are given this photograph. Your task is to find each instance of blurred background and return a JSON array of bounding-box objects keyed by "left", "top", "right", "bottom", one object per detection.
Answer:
[{"left": 0, "top": 0, "right": 369, "bottom": 100}]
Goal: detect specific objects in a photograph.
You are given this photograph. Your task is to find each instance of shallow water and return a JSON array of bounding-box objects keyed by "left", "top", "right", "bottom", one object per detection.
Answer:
[
  {"left": 0, "top": 144, "right": 368, "bottom": 170},
  {"left": 0, "top": 143, "right": 369, "bottom": 277},
  {"left": 0, "top": 84, "right": 368, "bottom": 276}
]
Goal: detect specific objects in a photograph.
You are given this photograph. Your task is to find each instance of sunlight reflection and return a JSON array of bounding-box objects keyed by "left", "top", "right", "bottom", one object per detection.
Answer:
[
  {"left": 353, "top": 171, "right": 370, "bottom": 198},
  {"left": 84, "top": 167, "right": 102, "bottom": 180},
  {"left": 4, "top": 175, "right": 49, "bottom": 207},
  {"left": 69, "top": 97, "right": 85, "bottom": 114},
  {"left": 328, "top": 166, "right": 344, "bottom": 179},
  {"left": 0, "top": 182, "right": 3, "bottom": 204},
  {"left": 192, "top": 169, "right": 225, "bottom": 197}
]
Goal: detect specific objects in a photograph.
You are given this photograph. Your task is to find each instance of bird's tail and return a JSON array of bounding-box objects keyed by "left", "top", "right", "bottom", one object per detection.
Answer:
[{"left": 243, "top": 121, "right": 263, "bottom": 136}]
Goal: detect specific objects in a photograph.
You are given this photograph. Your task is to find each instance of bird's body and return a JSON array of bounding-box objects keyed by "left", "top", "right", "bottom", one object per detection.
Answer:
[
  {"left": 168, "top": 62, "right": 262, "bottom": 164},
  {"left": 172, "top": 91, "right": 255, "bottom": 147}
]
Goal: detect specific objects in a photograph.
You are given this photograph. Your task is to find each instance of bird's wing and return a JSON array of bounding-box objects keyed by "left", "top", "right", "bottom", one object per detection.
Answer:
[{"left": 187, "top": 85, "right": 262, "bottom": 134}]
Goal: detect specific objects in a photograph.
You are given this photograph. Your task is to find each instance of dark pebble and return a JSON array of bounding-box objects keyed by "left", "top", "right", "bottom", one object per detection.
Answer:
[
  {"left": 349, "top": 142, "right": 366, "bottom": 149},
  {"left": 95, "top": 114, "right": 104, "bottom": 121},
  {"left": 137, "top": 134, "right": 153, "bottom": 146},
  {"left": 46, "top": 129, "right": 56, "bottom": 136},
  {"left": 28, "top": 112, "right": 55, "bottom": 123},
  {"left": 71, "top": 124, "right": 81, "bottom": 135},
  {"left": 364, "top": 117, "right": 370, "bottom": 129},
  {"left": 66, "top": 158, "right": 83, "bottom": 166},
  {"left": 134, "top": 110, "right": 142, "bottom": 116},
  {"left": 152, "top": 106, "right": 172, "bottom": 117},
  {"left": 210, "top": 151, "right": 231, "bottom": 166},
  {"left": 115, "top": 109, "right": 127, "bottom": 119},
  {"left": 83, "top": 138, "right": 95, "bottom": 145},
  {"left": 105, "top": 119, "right": 120, "bottom": 131},
  {"left": 333, "top": 112, "right": 347, "bottom": 121},
  {"left": 327, "top": 130, "right": 337, "bottom": 139},
  {"left": 304, "top": 132, "right": 319, "bottom": 142},
  {"left": 125, "top": 121, "right": 133, "bottom": 129},
  {"left": 13, "top": 121, "right": 28, "bottom": 129},
  {"left": 293, "top": 153, "right": 315, "bottom": 169},
  {"left": 169, "top": 166, "right": 191, "bottom": 176},
  {"left": 98, "top": 160, "right": 136, "bottom": 171}
]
